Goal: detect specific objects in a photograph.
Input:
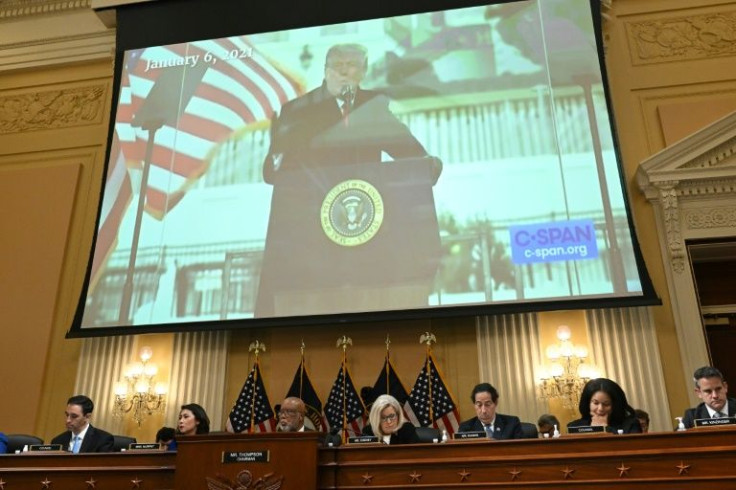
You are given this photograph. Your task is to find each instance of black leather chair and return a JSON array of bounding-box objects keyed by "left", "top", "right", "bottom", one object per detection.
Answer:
[
  {"left": 6, "top": 434, "right": 43, "bottom": 453},
  {"left": 415, "top": 426, "right": 441, "bottom": 443},
  {"left": 520, "top": 422, "right": 539, "bottom": 439},
  {"left": 112, "top": 435, "right": 137, "bottom": 452}
]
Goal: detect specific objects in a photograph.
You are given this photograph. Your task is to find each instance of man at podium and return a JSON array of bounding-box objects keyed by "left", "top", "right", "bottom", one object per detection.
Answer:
[{"left": 256, "top": 43, "right": 443, "bottom": 318}]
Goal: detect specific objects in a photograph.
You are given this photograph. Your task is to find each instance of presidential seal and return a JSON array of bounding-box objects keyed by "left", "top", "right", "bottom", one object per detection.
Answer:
[{"left": 321, "top": 179, "right": 384, "bottom": 247}]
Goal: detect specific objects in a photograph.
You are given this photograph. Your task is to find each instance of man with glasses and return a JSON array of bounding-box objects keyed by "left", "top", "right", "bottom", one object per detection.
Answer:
[
  {"left": 458, "top": 383, "right": 523, "bottom": 440},
  {"left": 276, "top": 397, "right": 310, "bottom": 432},
  {"left": 682, "top": 366, "right": 736, "bottom": 428}
]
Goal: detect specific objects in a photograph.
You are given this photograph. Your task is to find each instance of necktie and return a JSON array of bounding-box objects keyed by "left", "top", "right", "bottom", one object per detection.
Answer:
[
  {"left": 713, "top": 411, "right": 725, "bottom": 419},
  {"left": 72, "top": 435, "right": 81, "bottom": 454},
  {"left": 341, "top": 100, "right": 350, "bottom": 127},
  {"left": 484, "top": 425, "right": 494, "bottom": 439}
]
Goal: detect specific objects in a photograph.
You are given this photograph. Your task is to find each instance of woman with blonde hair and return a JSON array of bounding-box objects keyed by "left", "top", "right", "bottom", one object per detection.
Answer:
[{"left": 362, "top": 394, "right": 419, "bottom": 444}]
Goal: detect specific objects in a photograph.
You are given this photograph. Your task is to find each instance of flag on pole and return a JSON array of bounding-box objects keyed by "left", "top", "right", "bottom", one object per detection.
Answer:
[
  {"left": 89, "top": 38, "right": 303, "bottom": 288},
  {"left": 226, "top": 360, "right": 276, "bottom": 433},
  {"left": 324, "top": 360, "right": 366, "bottom": 439},
  {"left": 285, "top": 356, "right": 326, "bottom": 431},
  {"left": 407, "top": 352, "right": 460, "bottom": 435},
  {"left": 115, "top": 38, "right": 302, "bottom": 218},
  {"left": 370, "top": 355, "right": 419, "bottom": 422}
]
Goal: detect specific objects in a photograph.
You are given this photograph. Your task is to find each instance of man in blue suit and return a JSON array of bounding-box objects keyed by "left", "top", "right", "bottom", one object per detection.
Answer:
[{"left": 458, "top": 383, "right": 523, "bottom": 440}]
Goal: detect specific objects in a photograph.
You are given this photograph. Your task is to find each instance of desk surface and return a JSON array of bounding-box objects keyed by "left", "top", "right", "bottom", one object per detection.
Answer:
[{"left": 2, "top": 428, "right": 735, "bottom": 490}]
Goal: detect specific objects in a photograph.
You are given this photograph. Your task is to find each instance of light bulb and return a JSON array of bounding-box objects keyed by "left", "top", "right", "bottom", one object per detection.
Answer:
[
  {"left": 556, "top": 325, "right": 571, "bottom": 341},
  {"left": 139, "top": 346, "right": 153, "bottom": 362}
]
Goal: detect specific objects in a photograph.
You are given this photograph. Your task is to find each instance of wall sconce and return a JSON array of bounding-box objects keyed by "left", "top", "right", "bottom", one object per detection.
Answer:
[
  {"left": 538, "top": 325, "right": 598, "bottom": 410},
  {"left": 112, "top": 346, "right": 167, "bottom": 426}
]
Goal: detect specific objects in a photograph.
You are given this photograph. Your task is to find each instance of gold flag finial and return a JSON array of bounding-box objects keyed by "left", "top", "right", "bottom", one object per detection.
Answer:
[
  {"left": 385, "top": 334, "right": 391, "bottom": 351},
  {"left": 419, "top": 332, "right": 436, "bottom": 346},
  {"left": 300, "top": 339, "right": 305, "bottom": 356},
  {"left": 249, "top": 340, "right": 266, "bottom": 357},
  {"left": 336, "top": 335, "right": 353, "bottom": 351}
]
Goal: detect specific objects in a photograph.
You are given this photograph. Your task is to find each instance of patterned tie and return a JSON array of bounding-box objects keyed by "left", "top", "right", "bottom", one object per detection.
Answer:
[{"left": 72, "top": 435, "right": 81, "bottom": 454}]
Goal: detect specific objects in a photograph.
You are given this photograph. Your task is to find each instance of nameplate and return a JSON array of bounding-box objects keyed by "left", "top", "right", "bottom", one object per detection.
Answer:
[
  {"left": 29, "top": 444, "right": 63, "bottom": 452},
  {"left": 453, "top": 431, "right": 486, "bottom": 440},
  {"left": 222, "top": 450, "right": 270, "bottom": 463},
  {"left": 348, "top": 436, "right": 379, "bottom": 444},
  {"left": 568, "top": 425, "right": 605, "bottom": 434},
  {"left": 694, "top": 417, "right": 736, "bottom": 427},
  {"left": 128, "top": 443, "right": 162, "bottom": 450}
]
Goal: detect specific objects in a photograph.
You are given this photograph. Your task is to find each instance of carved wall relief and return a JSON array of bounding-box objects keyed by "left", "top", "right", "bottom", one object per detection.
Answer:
[{"left": 0, "top": 84, "right": 105, "bottom": 134}]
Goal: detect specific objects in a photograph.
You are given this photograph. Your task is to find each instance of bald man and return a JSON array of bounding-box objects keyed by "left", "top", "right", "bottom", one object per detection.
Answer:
[{"left": 276, "top": 397, "right": 309, "bottom": 432}]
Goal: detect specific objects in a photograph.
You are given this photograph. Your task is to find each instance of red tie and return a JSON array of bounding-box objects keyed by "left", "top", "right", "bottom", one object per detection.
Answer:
[{"left": 341, "top": 101, "right": 349, "bottom": 127}]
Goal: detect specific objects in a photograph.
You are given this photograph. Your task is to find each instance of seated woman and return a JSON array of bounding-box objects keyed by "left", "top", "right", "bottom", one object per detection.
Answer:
[
  {"left": 568, "top": 378, "right": 642, "bottom": 434},
  {"left": 362, "top": 394, "right": 420, "bottom": 444},
  {"left": 176, "top": 403, "right": 211, "bottom": 440}
]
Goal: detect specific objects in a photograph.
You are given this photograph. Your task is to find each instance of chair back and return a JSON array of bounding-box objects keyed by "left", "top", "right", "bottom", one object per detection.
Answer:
[
  {"left": 415, "top": 426, "right": 441, "bottom": 443},
  {"left": 6, "top": 434, "right": 44, "bottom": 453},
  {"left": 112, "top": 435, "right": 137, "bottom": 452},
  {"left": 520, "top": 422, "right": 538, "bottom": 439}
]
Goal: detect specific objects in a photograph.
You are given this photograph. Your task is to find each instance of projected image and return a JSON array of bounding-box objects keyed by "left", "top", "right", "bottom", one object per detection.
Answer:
[{"left": 81, "top": 0, "right": 646, "bottom": 329}]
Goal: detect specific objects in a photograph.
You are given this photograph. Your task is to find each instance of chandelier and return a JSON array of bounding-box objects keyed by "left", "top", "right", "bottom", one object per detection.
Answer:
[
  {"left": 113, "top": 346, "right": 167, "bottom": 426},
  {"left": 538, "top": 325, "right": 597, "bottom": 410}
]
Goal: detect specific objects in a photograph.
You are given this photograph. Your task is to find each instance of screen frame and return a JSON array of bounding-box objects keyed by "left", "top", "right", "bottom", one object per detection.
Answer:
[{"left": 67, "top": 0, "right": 659, "bottom": 338}]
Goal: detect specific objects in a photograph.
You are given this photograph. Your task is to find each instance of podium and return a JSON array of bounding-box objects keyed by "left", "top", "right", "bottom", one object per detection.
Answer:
[
  {"left": 174, "top": 432, "right": 320, "bottom": 489},
  {"left": 255, "top": 157, "right": 442, "bottom": 317}
]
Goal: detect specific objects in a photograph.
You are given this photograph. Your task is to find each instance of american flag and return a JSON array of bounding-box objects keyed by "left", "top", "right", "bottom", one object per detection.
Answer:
[
  {"left": 90, "top": 37, "right": 302, "bottom": 285},
  {"left": 370, "top": 357, "right": 418, "bottom": 422},
  {"left": 227, "top": 361, "right": 276, "bottom": 433},
  {"left": 285, "top": 358, "right": 326, "bottom": 431},
  {"left": 324, "top": 362, "right": 366, "bottom": 439},
  {"left": 407, "top": 353, "right": 460, "bottom": 435}
]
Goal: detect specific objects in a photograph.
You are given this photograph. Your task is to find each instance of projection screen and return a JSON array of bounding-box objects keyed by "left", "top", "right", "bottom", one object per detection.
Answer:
[{"left": 69, "top": 0, "right": 658, "bottom": 336}]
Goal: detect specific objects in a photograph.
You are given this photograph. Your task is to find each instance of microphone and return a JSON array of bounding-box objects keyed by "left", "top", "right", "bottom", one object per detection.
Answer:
[{"left": 340, "top": 84, "right": 355, "bottom": 108}]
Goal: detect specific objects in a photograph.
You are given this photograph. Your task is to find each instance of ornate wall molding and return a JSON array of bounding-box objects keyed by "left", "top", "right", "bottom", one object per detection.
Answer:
[
  {"left": 684, "top": 206, "right": 736, "bottom": 230},
  {"left": 0, "top": 84, "right": 106, "bottom": 134},
  {"left": 638, "top": 110, "right": 736, "bottom": 406},
  {"left": 626, "top": 10, "right": 736, "bottom": 64},
  {"left": 0, "top": 0, "right": 91, "bottom": 20},
  {"left": 657, "top": 182, "right": 685, "bottom": 274}
]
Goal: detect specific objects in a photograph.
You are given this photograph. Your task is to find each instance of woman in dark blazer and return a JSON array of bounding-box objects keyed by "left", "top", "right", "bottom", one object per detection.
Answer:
[
  {"left": 362, "top": 394, "right": 420, "bottom": 444},
  {"left": 567, "top": 378, "right": 642, "bottom": 434}
]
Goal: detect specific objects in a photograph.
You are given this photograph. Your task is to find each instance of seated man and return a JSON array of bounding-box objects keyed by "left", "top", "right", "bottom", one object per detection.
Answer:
[
  {"left": 634, "top": 409, "right": 650, "bottom": 433},
  {"left": 50, "top": 395, "right": 114, "bottom": 453},
  {"left": 458, "top": 383, "right": 522, "bottom": 440},
  {"left": 682, "top": 366, "right": 736, "bottom": 428},
  {"left": 276, "top": 397, "right": 310, "bottom": 432},
  {"left": 537, "top": 413, "right": 560, "bottom": 438}
]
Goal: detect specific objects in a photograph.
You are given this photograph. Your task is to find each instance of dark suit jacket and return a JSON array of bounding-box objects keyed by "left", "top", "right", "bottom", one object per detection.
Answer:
[
  {"left": 50, "top": 425, "right": 115, "bottom": 453},
  {"left": 567, "top": 415, "right": 642, "bottom": 434},
  {"left": 362, "top": 421, "right": 420, "bottom": 445},
  {"left": 457, "top": 414, "right": 523, "bottom": 440},
  {"left": 682, "top": 398, "right": 736, "bottom": 429},
  {"left": 263, "top": 83, "right": 428, "bottom": 184}
]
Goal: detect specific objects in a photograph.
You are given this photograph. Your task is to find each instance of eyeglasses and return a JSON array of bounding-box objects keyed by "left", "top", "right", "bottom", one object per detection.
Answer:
[
  {"left": 380, "top": 413, "right": 397, "bottom": 422},
  {"left": 278, "top": 409, "right": 299, "bottom": 417}
]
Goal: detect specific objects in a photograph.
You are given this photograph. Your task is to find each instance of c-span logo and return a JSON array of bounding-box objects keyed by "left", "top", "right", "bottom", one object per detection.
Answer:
[{"left": 321, "top": 179, "right": 384, "bottom": 247}]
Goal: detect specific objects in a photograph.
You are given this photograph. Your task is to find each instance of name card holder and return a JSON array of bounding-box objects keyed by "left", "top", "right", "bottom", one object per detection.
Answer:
[
  {"left": 29, "top": 444, "right": 64, "bottom": 452},
  {"left": 128, "top": 443, "right": 164, "bottom": 451},
  {"left": 694, "top": 417, "right": 736, "bottom": 428},
  {"left": 452, "top": 431, "right": 486, "bottom": 440},
  {"left": 567, "top": 425, "right": 606, "bottom": 435},
  {"left": 348, "top": 436, "right": 379, "bottom": 444}
]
